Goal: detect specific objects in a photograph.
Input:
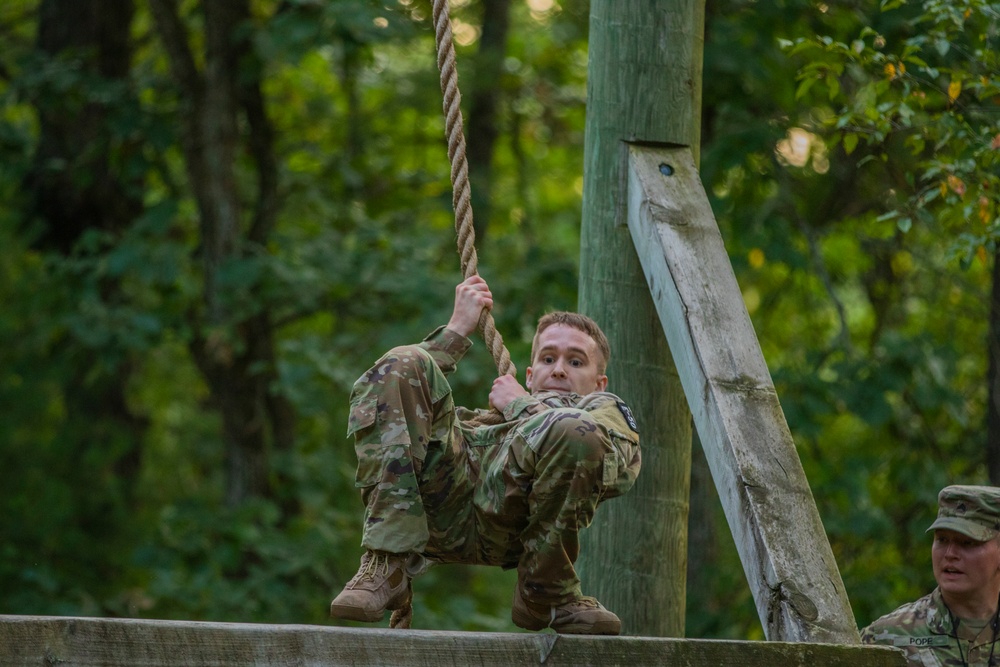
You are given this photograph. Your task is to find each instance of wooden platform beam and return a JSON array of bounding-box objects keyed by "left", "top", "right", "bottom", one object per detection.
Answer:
[
  {"left": 626, "top": 144, "right": 858, "bottom": 643},
  {"left": 0, "top": 615, "right": 904, "bottom": 666}
]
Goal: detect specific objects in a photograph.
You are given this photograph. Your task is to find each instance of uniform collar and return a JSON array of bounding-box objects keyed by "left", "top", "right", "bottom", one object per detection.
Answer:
[{"left": 926, "top": 588, "right": 953, "bottom": 636}]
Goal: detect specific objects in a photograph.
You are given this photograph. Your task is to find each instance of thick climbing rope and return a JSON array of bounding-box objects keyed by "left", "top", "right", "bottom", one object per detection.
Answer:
[
  {"left": 430, "top": 0, "right": 515, "bottom": 380},
  {"left": 387, "top": 0, "right": 514, "bottom": 630}
]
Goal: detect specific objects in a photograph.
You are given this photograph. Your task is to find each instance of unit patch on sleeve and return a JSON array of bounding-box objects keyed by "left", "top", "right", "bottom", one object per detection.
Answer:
[{"left": 617, "top": 400, "right": 639, "bottom": 434}]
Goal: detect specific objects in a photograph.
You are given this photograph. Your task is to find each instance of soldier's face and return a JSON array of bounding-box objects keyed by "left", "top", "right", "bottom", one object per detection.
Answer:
[
  {"left": 526, "top": 324, "right": 608, "bottom": 396},
  {"left": 932, "top": 529, "right": 1000, "bottom": 606}
]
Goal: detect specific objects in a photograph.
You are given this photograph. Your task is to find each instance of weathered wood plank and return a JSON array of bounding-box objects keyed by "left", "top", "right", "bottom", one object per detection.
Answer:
[
  {"left": 625, "top": 144, "right": 858, "bottom": 643},
  {"left": 0, "top": 615, "right": 905, "bottom": 666}
]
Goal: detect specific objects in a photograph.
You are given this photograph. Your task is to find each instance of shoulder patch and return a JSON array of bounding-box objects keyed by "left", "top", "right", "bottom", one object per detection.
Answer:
[{"left": 617, "top": 400, "right": 639, "bottom": 433}]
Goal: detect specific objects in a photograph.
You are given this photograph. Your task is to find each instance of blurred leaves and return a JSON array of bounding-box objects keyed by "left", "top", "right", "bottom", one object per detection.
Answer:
[
  {"left": 0, "top": 0, "right": 995, "bottom": 641},
  {"left": 0, "top": 0, "right": 583, "bottom": 631},
  {"left": 695, "top": 0, "right": 994, "bottom": 638}
]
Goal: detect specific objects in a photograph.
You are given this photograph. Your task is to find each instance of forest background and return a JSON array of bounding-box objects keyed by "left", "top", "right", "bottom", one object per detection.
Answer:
[{"left": 1, "top": 0, "right": 998, "bottom": 639}]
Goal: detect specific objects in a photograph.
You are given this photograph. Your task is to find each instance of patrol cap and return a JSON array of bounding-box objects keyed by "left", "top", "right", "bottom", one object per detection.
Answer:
[{"left": 926, "top": 485, "right": 1000, "bottom": 542}]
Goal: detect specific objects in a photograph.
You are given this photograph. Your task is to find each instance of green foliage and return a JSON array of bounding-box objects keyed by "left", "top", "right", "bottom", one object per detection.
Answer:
[
  {"left": 785, "top": 0, "right": 1000, "bottom": 264},
  {"left": 0, "top": 0, "right": 995, "bottom": 642},
  {"left": 692, "top": 0, "right": 995, "bottom": 639},
  {"left": 0, "top": 0, "right": 586, "bottom": 632}
]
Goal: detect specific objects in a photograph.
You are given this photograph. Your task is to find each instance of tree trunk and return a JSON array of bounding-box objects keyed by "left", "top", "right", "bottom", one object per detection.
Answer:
[
  {"left": 27, "top": 0, "right": 148, "bottom": 493},
  {"left": 339, "top": 38, "right": 365, "bottom": 198},
  {"left": 577, "top": 0, "right": 705, "bottom": 637},
  {"left": 30, "top": 0, "right": 140, "bottom": 252},
  {"left": 466, "top": 0, "right": 512, "bottom": 240},
  {"left": 686, "top": 432, "right": 717, "bottom": 614},
  {"left": 150, "top": 0, "right": 287, "bottom": 505},
  {"left": 987, "top": 248, "right": 1000, "bottom": 484}
]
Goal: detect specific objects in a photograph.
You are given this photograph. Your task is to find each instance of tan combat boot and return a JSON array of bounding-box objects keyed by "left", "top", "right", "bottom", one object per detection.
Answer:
[
  {"left": 511, "top": 583, "right": 621, "bottom": 635},
  {"left": 330, "top": 551, "right": 411, "bottom": 622}
]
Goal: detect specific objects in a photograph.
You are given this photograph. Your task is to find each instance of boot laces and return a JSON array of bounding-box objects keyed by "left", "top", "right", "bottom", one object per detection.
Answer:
[
  {"left": 349, "top": 551, "right": 392, "bottom": 587},
  {"left": 554, "top": 596, "right": 600, "bottom": 616},
  {"left": 543, "top": 596, "right": 601, "bottom": 627}
]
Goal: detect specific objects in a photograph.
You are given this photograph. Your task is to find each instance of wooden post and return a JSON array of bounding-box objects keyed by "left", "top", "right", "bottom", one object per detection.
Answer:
[
  {"left": 577, "top": 0, "right": 705, "bottom": 638},
  {"left": 625, "top": 145, "right": 860, "bottom": 643}
]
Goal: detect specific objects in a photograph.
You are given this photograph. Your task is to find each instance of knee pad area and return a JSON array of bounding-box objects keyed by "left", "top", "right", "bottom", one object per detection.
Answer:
[{"left": 364, "top": 345, "right": 433, "bottom": 384}]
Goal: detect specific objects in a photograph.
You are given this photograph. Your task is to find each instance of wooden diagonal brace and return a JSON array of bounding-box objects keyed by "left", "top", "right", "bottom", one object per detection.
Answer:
[{"left": 626, "top": 144, "right": 859, "bottom": 643}]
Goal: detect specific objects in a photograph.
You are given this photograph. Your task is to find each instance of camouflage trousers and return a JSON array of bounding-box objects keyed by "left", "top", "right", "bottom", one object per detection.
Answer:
[{"left": 347, "top": 344, "right": 624, "bottom": 605}]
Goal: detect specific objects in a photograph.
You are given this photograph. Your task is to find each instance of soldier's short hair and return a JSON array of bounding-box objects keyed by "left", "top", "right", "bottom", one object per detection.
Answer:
[{"left": 531, "top": 312, "right": 611, "bottom": 374}]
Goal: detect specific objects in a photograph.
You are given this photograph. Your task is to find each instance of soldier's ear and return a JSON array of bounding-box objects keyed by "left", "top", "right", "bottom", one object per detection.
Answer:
[{"left": 525, "top": 366, "right": 533, "bottom": 390}]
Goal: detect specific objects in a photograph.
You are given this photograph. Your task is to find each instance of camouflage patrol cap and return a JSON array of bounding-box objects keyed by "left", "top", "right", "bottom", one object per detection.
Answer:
[{"left": 926, "top": 485, "right": 1000, "bottom": 542}]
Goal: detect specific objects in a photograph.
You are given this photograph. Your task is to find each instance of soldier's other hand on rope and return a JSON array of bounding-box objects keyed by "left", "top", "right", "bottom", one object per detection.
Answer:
[{"left": 489, "top": 375, "right": 528, "bottom": 413}]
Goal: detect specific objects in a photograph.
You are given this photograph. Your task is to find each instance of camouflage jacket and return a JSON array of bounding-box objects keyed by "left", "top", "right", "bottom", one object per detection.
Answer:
[
  {"left": 461, "top": 387, "right": 642, "bottom": 499},
  {"left": 861, "top": 587, "right": 999, "bottom": 666},
  {"left": 422, "top": 326, "right": 642, "bottom": 499}
]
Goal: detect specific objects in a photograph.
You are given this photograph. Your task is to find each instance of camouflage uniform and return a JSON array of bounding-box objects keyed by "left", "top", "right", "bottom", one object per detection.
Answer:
[
  {"left": 346, "top": 326, "right": 641, "bottom": 605},
  {"left": 860, "top": 588, "right": 998, "bottom": 666},
  {"left": 861, "top": 485, "right": 1000, "bottom": 666}
]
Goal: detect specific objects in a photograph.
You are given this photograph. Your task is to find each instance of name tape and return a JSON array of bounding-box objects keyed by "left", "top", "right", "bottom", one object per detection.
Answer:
[{"left": 891, "top": 635, "right": 951, "bottom": 648}]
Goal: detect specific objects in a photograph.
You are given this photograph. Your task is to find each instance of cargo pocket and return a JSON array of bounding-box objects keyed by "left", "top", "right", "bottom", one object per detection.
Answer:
[
  {"left": 347, "top": 397, "right": 377, "bottom": 437},
  {"left": 347, "top": 397, "right": 381, "bottom": 488},
  {"left": 602, "top": 428, "right": 640, "bottom": 499}
]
